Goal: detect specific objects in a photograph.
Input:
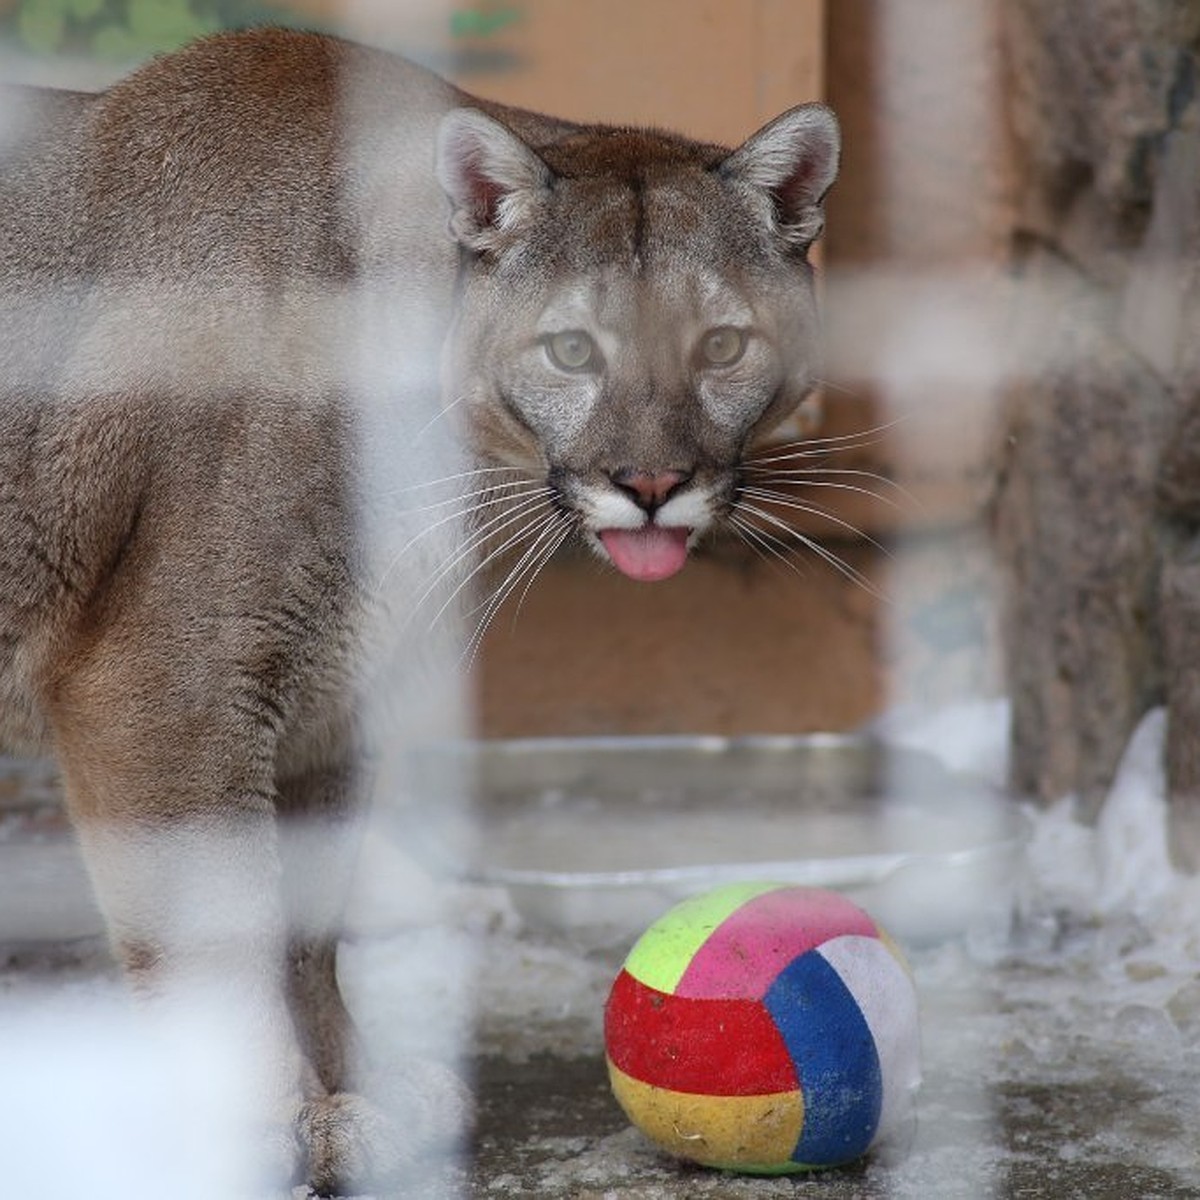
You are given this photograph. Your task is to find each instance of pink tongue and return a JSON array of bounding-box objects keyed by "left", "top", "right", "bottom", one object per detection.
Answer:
[{"left": 599, "top": 526, "right": 691, "bottom": 582}]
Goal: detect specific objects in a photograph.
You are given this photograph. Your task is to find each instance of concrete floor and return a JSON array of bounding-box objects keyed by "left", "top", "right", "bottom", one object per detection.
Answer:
[
  {"left": 469, "top": 1049, "right": 1194, "bottom": 1200},
  {"left": 460, "top": 926, "right": 1200, "bottom": 1200},
  {"left": 3, "top": 912, "right": 1199, "bottom": 1199},
  {"left": 5, "top": 748, "right": 1200, "bottom": 1200}
]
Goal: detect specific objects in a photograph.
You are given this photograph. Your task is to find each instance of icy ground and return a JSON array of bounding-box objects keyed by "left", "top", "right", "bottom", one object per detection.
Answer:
[{"left": 3, "top": 703, "right": 1200, "bottom": 1197}]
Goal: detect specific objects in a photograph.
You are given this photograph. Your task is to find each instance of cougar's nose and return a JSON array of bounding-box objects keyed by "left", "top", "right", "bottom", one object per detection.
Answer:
[{"left": 610, "top": 468, "right": 691, "bottom": 512}]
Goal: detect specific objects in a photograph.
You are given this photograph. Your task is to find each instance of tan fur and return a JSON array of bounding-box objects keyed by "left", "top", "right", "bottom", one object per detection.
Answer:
[{"left": 0, "top": 27, "right": 837, "bottom": 1193}]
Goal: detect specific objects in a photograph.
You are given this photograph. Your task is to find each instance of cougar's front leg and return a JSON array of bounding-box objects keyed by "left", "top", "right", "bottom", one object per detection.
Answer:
[
  {"left": 48, "top": 652, "right": 314, "bottom": 1189},
  {"left": 277, "top": 762, "right": 475, "bottom": 1195},
  {"left": 276, "top": 761, "right": 410, "bottom": 1195},
  {"left": 60, "top": 773, "right": 308, "bottom": 1185},
  {"left": 277, "top": 762, "right": 362, "bottom": 1097}
]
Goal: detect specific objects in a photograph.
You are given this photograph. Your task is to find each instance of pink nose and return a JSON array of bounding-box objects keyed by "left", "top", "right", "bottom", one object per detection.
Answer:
[{"left": 611, "top": 469, "right": 690, "bottom": 510}]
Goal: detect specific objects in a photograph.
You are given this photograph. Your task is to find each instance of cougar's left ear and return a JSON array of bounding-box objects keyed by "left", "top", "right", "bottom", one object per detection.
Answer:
[
  {"left": 717, "top": 103, "right": 840, "bottom": 250},
  {"left": 436, "top": 109, "right": 555, "bottom": 252}
]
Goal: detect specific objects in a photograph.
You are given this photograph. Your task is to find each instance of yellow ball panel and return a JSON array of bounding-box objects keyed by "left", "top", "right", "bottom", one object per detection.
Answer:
[{"left": 607, "top": 1058, "right": 806, "bottom": 1173}]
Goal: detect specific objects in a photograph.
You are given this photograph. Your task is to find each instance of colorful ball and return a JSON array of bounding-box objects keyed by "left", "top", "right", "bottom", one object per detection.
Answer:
[{"left": 604, "top": 882, "right": 920, "bottom": 1174}]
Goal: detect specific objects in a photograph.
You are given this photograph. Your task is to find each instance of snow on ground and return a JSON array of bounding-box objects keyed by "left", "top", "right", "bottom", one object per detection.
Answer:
[{"left": 4, "top": 701, "right": 1200, "bottom": 1196}]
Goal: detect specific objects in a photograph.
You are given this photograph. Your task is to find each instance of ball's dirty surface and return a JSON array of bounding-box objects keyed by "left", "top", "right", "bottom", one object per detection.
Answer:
[{"left": 604, "top": 882, "right": 921, "bottom": 1173}]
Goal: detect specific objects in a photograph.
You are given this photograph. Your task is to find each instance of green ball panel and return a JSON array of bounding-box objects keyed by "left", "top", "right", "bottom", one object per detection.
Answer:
[{"left": 622, "top": 880, "right": 785, "bottom": 994}]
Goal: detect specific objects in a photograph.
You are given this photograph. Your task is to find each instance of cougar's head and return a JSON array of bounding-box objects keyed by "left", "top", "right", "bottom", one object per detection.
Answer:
[{"left": 436, "top": 103, "right": 839, "bottom": 582}]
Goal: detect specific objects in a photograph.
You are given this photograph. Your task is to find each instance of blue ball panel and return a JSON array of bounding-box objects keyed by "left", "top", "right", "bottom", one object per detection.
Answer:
[{"left": 763, "top": 948, "right": 883, "bottom": 1165}]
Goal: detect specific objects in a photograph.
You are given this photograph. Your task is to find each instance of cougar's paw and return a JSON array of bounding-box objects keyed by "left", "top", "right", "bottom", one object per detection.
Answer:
[
  {"left": 296, "top": 1064, "right": 474, "bottom": 1195},
  {"left": 297, "top": 1092, "right": 401, "bottom": 1197}
]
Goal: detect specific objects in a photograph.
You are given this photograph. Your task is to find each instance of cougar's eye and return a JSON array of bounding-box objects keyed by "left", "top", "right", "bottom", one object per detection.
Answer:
[
  {"left": 699, "top": 326, "right": 747, "bottom": 367},
  {"left": 546, "top": 330, "right": 596, "bottom": 372}
]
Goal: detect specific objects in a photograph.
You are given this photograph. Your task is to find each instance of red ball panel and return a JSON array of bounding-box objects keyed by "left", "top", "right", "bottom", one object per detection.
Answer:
[{"left": 605, "top": 969, "right": 798, "bottom": 1097}]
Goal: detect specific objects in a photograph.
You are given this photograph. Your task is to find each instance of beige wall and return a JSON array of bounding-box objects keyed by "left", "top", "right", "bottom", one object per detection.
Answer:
[
  {"left": 439, "top": 2, "right": 887, "bottom": 738},
  {"left": 291, "top": 2, "right": 1015, "bottom": 736},
  {"left": 304, "top": 0, "right": 824, "bottom": 143},
  {"left": 445, "top": 0, "right": 825, "bottom": 145}
]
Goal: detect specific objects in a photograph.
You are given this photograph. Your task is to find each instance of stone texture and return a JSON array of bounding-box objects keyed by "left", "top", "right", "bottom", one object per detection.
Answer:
[
  {"left": 996, "top": 0, "right": 1200, "bottom": 847},
  {"left": 996, "top": 253, "right": 1171, "bottom": 815},
  {"left": 1162, "top": 551, "right": 1200, "bottom": 867}
]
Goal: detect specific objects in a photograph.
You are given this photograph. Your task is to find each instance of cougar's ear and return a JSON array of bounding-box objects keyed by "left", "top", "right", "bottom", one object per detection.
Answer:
[
  {"left": 717, "top": 103, "right": 840, "bottom": 251},
  {"left": 436, "top": 109, "right": 554, "bottom": 252}
]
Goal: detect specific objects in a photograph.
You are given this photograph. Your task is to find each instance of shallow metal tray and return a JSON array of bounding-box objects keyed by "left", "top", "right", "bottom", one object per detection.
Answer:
[
  {"left": 403, "top": 733, "right": 1028, "bottom": 945},
  {"left": 1, "top": 734, "right": 1028, "bottom": 947}
]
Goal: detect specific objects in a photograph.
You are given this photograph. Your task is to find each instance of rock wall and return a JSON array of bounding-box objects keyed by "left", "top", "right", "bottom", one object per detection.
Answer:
[{"left": 996, "top": 2, "right": 1200, "bottom": 862}]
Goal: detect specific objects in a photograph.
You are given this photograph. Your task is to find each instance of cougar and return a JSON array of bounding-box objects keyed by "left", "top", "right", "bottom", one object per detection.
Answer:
[{"left": 0, "top": 26, "right": 838, "bottom": 1195}]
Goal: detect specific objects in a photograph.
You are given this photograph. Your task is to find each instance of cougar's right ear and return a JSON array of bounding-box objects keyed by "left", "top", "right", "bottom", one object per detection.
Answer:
[{"left": 436, "top": 109, "right": 554, "bottom": 252}]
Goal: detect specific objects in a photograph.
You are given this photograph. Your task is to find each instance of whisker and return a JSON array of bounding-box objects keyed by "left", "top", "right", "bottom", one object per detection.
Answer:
[
  {"left": 401, "top": 491, "right": 555, "bottom": 613},
  {"left": 378, "top": 487, "right": 550, "bottom": 596},
  {"left": 423, "top": 506, "right": 557, "bottom": 636},
  {"left": 461, "top": 508, "right": 563, "bottom": 621},
  {"left": 410, "top": 390, "right": 467, "bottom": 444},
  {"left": 462, "top": 514, "right": 574, "bottom": 668},
  {"left": 798, "top": 414, "right": 911, "bottom": 446},
  {"left": 739, "top": 487, "right": 892, "bottom": 558},
  {"left": 411, "top": 480, "right": 553, "bottom": 519},
  {"left": 747, "top": 416, "right": 911, "bottom": 464},
  {"left": 734, "top": 500, "right": 888, "bottom": 601},
  {"left": 459, "top": 513, "right": 572, "bottom": 666},
  {"left": 813, "top": 377, "right": 863, "bottom": 398},
  {"left": 507, "top": 515, "right": 575, "bottom": 628},
  {"left": 382, "top": 463, "right": 530, "bottom": 499},
  {"left": 741, "top": 472, "right": 913, "bottom": 513},
  {"left": 748, "top": 437, "right": 886, "bottom": 466},
  {"left": 743, "top": 463, "right": 914, "bottom": 496},
  {"left": 746, "top": 441, "right": 885, "bottom": 467},
  {"left": 393, "top": 482, "right": 554, "bottom": 526},
  {"left": 729, "top": 514, "right": 810, "bottom": 581}
]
